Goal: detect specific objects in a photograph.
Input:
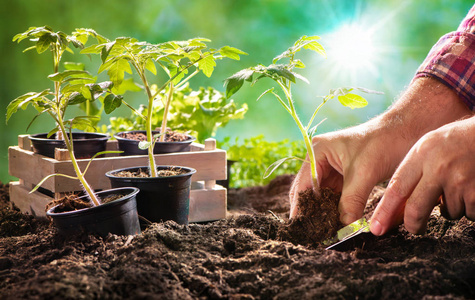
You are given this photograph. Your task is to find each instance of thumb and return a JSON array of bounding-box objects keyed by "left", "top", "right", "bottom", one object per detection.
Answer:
[{"left": 339, "top": 169, "right": 376, "bottom": 225}]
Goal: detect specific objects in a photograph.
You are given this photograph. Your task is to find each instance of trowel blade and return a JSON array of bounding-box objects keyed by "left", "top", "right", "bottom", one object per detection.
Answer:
[{"left": 324, "top": 217, "right": 371, "bottom": 250}]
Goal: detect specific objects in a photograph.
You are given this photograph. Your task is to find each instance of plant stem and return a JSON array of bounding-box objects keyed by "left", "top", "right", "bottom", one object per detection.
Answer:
[
  {"left": 159, "top": 83, "right": 174, "bottom": 142},
  {"left": 56, "top": 106, "right": 101, "bottom": 206},
  {"left": 278, "top": 80, "right": 318, "bottom": 188},
  {"left": 142, "top": 73, "right": 158, "bottom": 178}
]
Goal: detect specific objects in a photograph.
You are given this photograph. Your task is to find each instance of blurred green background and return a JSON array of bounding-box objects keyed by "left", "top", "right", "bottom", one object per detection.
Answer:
[{"left": 1, "top": 0, "right": 473, "bottom": 184}]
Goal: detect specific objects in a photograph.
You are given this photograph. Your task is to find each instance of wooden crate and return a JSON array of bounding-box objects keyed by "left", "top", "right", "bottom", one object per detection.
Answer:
[{"left": 9, "top": 135, "right": 227, "bottom": 223}]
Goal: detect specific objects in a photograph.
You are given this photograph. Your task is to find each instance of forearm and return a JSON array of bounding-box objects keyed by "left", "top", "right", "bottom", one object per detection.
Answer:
[{"left": 370, "top": 76, "right": 473, "bottom": 148}]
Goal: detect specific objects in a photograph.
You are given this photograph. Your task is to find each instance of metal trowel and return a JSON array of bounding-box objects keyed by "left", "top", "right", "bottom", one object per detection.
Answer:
[{"left": 324, "top": 218, "right": 371, "bottom": 250}]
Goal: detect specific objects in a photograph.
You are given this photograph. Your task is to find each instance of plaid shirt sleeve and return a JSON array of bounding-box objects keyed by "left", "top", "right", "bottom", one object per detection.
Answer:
[{"left": 414, "top": 5, "right": 475, "bottom": 110}]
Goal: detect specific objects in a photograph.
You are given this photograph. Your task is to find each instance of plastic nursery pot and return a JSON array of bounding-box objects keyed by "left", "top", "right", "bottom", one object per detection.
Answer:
[
  {"left": 29, "top": 132, "right": 109, "bottom": 159},
  {"left": 46, "top": 187, "right": 141, "bottom": 237},
  {"left": 106, "top": 166, "right": 196, "bottom": 225},
  {"left": 114, "top": 130, "right": 196, "bottom": 156}
]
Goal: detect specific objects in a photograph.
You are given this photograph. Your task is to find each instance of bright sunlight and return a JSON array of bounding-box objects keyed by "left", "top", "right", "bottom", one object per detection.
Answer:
[{"left": 325, "top": 22, "right": 379, "bottom": 80}]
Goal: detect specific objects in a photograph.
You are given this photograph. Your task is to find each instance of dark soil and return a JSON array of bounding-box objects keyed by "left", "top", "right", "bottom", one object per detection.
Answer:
[
  {"left": 1, "top": 177, "right": 475, "bottom": 299},
  {"left": 119, "top": 130, "right": 191, "bottom": 142}
]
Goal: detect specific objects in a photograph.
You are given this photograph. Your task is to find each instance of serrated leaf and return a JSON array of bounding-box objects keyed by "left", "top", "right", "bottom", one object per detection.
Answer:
[
  {"left": 303, "top": 40, "right": 326, "bottom": 58},
  {"left": 198, "top": 54, "right": 216, "bottom": 77},
  {"left": 106, "top": 58, "right": 132, "bottom": 87},
  {"left": 338, "top": 93, "right": 368, "bottom": 109},
  {"left": 145, "top": 58, "right": 157, "bottom": 75},
  {"left": 219, "top": 46, "right": 247, "bottom": 60}
]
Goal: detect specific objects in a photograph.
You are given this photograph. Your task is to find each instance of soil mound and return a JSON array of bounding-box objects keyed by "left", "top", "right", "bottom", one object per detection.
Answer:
[{"left": 1, "top": 177, "right": 475, "bottom": 299}]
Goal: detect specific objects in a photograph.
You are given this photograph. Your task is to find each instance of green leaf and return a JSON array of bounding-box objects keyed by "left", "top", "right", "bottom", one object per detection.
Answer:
[
  {"left": 224, "top": 69, "right": 254, "bottom": 98},
  {"left": 338, "top": 93, "right": 368, "bottom": 109},
  {"left": 266, "top": 65, "right": 295, "bottom": 83},
  {"left": 104, "top": 94, "right": 123, "bottom": 114},
  {"left": 111, "top": 78, "right": 142, "bottom": 95},
  {"left": 101, "top": 41, "right": 116, "bottom": 63},
  {"left": 68, "top": 92, "right": 88, "bottom": 105},
  {"left": 256, "top": 88, "right": 275, "bottom": 102},
  {"left": 6, "top": 90, "right": 51, "bottom": 123},
  {"left": 36, "top": 33, "right": 54, "bottom": 53},
  {"left": 264, "top": 156, "right": 301, "bottom": 179},
  {"left": 63, "top": 62, "right": 85, "bottom": 71},
  {"left": 303, "top": 40, "right": 326, "bottom": 58},
  {"left": 138, "top": 140, "right": 151, "bottom": 150},
  {"left": 106, "top": 58, "right": 132, "bottom": 87},
  {"left": 48, "top": 70, "right": 91, "bottom": 82},
  {"left": 198, "top": 54, "right": 216, "bottom": 77},
  {"left": 145, "top": 58, "right": 157, "bottom": 75},
  {"left": 30, "top": 173, "right": 78, "bottom": 194},
  {"left": 219, "top": 46, "right": 247, "bottom": 60}
]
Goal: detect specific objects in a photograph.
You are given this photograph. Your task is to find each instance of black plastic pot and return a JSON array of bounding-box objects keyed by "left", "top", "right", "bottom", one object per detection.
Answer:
[
  {"left": 106, "top": 166, "right": 196, "bottom": 225},
  {"left": 114, "top": 130, "right": 196, "bottom": 156},
  {"left": 46, "top": 187, "right": 141, "bottom": 237},
  {"left": 29, "top": 132, "right": 109, "bottom": 159}
]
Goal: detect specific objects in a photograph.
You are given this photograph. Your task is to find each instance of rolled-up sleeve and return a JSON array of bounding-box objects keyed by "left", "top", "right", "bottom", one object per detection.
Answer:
[{"left": 414, "top": 5, "right": 475, "bottom": 111}]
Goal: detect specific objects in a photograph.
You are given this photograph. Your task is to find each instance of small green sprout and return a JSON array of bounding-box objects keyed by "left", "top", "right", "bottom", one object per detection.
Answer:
[{"left": 225, "top": 35, "right": 382, "bottom": 188}]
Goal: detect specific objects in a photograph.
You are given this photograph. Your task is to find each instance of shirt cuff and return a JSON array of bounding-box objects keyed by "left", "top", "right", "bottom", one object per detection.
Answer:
[{"left": 414, "top": 31, "right": 475, "bottom": 111}]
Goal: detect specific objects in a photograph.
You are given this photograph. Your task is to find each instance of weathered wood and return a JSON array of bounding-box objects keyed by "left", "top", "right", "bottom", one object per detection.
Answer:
[
  {"left": 18, "top": 135, "right": 31, "bottom": 151},
  {"left": 9, "top": 142, "right": 226, "bottom": 193},
  {"left": 10, "top": 181, "right": 226, "bottom": 222},
  {"left": 10, "top": 182, "right": 50, "bottom": 218},
  {"left": 9, "top": 137, "right": 228, "bottom": 223}
]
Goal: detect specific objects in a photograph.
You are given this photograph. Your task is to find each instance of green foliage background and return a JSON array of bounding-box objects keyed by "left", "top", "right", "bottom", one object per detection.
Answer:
[{"left": 1, "top": 0, "right": 473, "bottom": 183}]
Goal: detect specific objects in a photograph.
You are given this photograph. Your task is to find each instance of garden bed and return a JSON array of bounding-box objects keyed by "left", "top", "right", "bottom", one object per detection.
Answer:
[{"left": 1, "top": 176, "right": 475, "bottom": 299}]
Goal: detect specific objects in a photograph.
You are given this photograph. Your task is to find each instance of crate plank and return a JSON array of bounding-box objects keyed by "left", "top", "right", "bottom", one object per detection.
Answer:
[
  {"left": 10, "top": 181, "right": 226, "bottom": 222},
  {"left": 9, "top": 144, "right": 226, "bottom": 193}
]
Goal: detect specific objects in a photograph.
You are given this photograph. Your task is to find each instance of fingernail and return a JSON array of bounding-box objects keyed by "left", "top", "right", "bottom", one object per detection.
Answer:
[{"left": 370, "top": 219, "right": 383, "bottom": 236}]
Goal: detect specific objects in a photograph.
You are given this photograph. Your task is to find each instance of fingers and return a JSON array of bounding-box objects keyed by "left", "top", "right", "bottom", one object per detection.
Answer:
[
  {"left": 403, "top": 179, "right": 441, "bottom": 234},
  {"left": 289, "top": 161, "right": 313, "bottom": 219},
  {"left": 339, "top": 168, "right": 378, "bottom": 225},
  {"left": 370, "top": 151, "right": 423, "bottom": 236}
]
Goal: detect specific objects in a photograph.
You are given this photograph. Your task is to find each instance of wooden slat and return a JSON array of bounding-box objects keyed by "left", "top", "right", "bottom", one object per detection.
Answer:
[
  {"left": 10, "top": 181, "right": 227, "bottom": 222},
  {"left": 10, "top": 182, "right": 51, "bottom": 218},
  {"left": 189, "top": 186, "right": 227, "bottom": 222},
  {"left": 9, "top": 144, "right": 226, "bottom": 193}
]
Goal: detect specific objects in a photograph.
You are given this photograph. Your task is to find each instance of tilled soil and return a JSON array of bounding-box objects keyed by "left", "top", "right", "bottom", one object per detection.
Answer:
[{"left": 1, "top": 176, "right": 475, "bottom": 299}]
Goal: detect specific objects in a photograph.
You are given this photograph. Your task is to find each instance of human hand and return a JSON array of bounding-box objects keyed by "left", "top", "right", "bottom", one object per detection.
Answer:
[
  {"left": 289, "top": 123, "right": 408, "bottom": 225},
  {"left": 370, "top": 116, "right": 475, "bottom": 236}
]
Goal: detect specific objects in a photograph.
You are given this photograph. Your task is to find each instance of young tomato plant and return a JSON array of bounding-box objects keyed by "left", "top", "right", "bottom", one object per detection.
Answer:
[
  {"left": 107, "top": 84, "right": 248, "bottom": 143},
  {"left": 7, "top": 26, "right": 123, "bottom": 206},
  {"left": 82, "top": 36, "right": 247, "bottom": 177},
  {"left": 225, "top": 35, "right": 381, "bottom": 188}
]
